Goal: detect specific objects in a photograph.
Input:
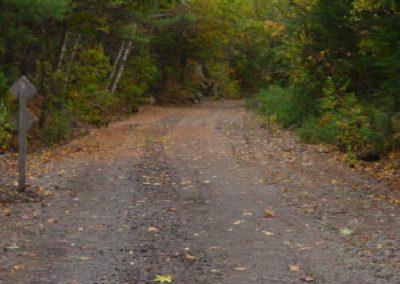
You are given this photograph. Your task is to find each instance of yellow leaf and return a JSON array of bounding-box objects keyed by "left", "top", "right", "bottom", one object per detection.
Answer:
[
  {"left": 301, "top": 275, "right": 316, "bottom": 282},
  {"left": 264, "top": 208, "right": 275, "bottom": 218},
  {"left": 155, "top": 275, "right": 173, "bottom": 283},
  {"left": 289, "top": 265, "right": 300, "bottom": 272}
]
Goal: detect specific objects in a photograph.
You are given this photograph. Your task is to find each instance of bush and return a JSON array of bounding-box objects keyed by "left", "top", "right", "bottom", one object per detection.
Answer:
[
  {"left": 205, "top": 62, "right": 241, "bottom": 99},
  {"left": 0, "top": 101, "right": 12, "bottom": 151},
  {"left": 255, "top": 85, "right": 315, "bottom": 127},
  {"left": 0, "top": 73, "right": 14, "bottom": 151},
  {"left": 299, "top": 96, "right": 393, "bottom": 154},
  {"left": 255, "top": 82, "right": 394, "bottom": 156},
  {"left": 68, "top": 47, "right": 114, "bottom": 124},
  {"left": 42, "top": 107, "right": 71, "bottom": 145},
  {"left": 117, "top": 52, "right": 160, "bottom": 108}
]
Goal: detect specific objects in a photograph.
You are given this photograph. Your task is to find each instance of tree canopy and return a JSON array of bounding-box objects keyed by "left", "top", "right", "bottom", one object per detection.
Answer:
[{"left": 0, "top": 0, "right": 399, "bottom": 158}]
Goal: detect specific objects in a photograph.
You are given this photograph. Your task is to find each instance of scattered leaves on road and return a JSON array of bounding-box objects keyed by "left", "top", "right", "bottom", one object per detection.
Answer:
[
  {"left": 263, "top": 208, "right": 275, "bottom": 218},
  {"left": 289, "top": 265, "right": 301, "bottom": 272},
  {"left": 262, "top": 231, "right": 275, "bottom": 236},
  {"left": 148, "top": 227, "right": 160, "bottom": 233},
  {"left": 8, "top": 244, "right": 19, "bottom": 250},
  {"left": 3, "top": 208, "right": 11, "bottom": 216},
  {"left": 47, "top": 218, "right": 57, "bottom": 224},
  {"left": 155, "top": 274, "right": 173, "bottom": 283},
  {"left": 185, "top": 253, "right": 198, "bottom": 261},
  {"left": 339, "top": 228, "right": 352, "bottom": 236},
  {"left": 301, "top": 275, "right": 316, "bottom": 282}
]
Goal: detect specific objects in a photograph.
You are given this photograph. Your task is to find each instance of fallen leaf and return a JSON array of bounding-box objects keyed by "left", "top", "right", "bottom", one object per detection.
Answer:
[
  {"left": 264, "top": 208, "right": 275, "bottom": 218},
  {"left": 11, "top": 265, "right": 23, "bottom": 274},
  {"left": 289, "top": 265, "right": 300, "bottom": 272},
  {"left": 3, "top": 208, "right": 11, "bottom": 216},
  {"left": 36, "top": 187, "right": 54, "bottom": 197},
  {"left": 155, "top": 274, "right": 173, "bottom": 283},
  {"left": 262, "top": 231, "right": 275, "bottom": 236},
  {"left": 339, "top": 228, "right": 352, "bottom": 236},
  {"left": 148, "top": 227, "right": 160, "bottom": 233},
  {"left": 8, "top": 245, "right": 19, "bottom": 250},
  {"left": 47, "top": 218, "right": 57, "bottom": 224},
  {"left": 186, "top": 254, "right": 198, "bottom": 261},
  {"left": 18, "top": 252, "right": 36, "bottom": 257},
  {"left": 78, "top": 256, "right": 93, "bottom": 261},
  {"left": 301, "top": 275, "right": 316, "bottom": 282}
]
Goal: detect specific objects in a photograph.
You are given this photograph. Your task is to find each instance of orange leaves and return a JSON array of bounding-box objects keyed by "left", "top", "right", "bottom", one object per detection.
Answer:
[{"left": 263, "top": 20, "right": 285, "bottom": 37}]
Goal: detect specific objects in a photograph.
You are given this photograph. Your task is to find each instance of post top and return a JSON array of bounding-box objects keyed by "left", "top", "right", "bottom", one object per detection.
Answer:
[{"left": 10, "top": 76, "right": 37, "bottom": 100}]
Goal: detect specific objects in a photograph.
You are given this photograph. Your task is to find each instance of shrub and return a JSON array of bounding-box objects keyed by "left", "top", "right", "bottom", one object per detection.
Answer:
[
  {"left": 255, "top": 85, "right": 315, "bottom": 127},
  {"left": 68, "top": 47, "right": 114, "bottom": 124},
  {"left": 255, "top": 82, "right": 394, "bottom": 156},
  {"left": 0, "top": 101, "right": 12, "bottom": 151},
  {"left": 42, "top": 106, "right": 71, "bottom": 145},
  {"left": 117, "top": 52, "right": 160, "bottom": 108}
]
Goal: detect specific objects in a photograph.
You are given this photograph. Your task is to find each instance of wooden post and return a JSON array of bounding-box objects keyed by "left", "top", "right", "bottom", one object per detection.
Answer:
[
  {"left": 10, "top": 76, "right": 37, "bottom": 192},
  {"left": 18, "top": 94, "right": 27, "bottom": 192}
]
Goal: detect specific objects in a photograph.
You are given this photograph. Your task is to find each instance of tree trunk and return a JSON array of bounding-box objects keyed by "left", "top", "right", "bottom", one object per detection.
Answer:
[
  {"left": 56, "top": 29, "right": 69, "bottom": 71},
  {"left": 108, "top": 40, "right": 126, "bottom": 87},
  {"left": 63, "top": 35, "right": 80, "bottom": 93},
  {"left": 110, "top": 41, "right": 132, "bottom": 95}
]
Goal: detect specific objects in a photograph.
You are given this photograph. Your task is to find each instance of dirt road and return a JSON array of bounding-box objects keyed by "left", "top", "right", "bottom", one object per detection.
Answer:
[{"left": 0, "top": 101, "right": 398, "bottom": 284}]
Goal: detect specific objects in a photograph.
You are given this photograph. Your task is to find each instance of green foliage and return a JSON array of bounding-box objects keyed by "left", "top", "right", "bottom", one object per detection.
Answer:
[
  {"left": 42, "top": 106, "right": 71, "bottom": 145},
  {"left": 117, "top": 52, "right": 160, "bottom": 107},
  {"left": 0, "top": 73, "right": 14, "bottom": 150},
  {"left": 0, "top": 0, "right": 399, "bottom": 155},
  {"left": 250, "top": 0, "right": 400, "bottom": 156},
  {"left": 0, "top": 101, "right": 13, "bottom": 151},
  {"left": 256, "top": 85, "right": 314, "bottom": 128},
  {"left": 68, "top": 47, "right": 114, "bottom": 124}
]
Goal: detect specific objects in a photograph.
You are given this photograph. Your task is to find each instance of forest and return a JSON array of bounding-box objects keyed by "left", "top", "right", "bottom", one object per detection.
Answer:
[{"left": 1, "top": 0, "right": 399, "bottom": 160}]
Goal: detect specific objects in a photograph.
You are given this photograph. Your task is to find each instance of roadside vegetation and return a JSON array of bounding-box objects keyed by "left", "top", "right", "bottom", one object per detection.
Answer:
[
  {"left": 253, "top": 0, "right": 400, "bottom": 160},
  {"left": 1, "top": 0, "right": 399, "bottom": 161}
]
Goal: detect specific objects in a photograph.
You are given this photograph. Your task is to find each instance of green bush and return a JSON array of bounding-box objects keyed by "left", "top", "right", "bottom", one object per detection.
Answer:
[
  {"left": 298, "top": 116, "right": 338, "bottom": 145},
  {"left": 117, "top": 52, "right": 160, "bottom": 107},
  {"left": 255, "top": 85, "right": 315, "bottom": 127},
  {"left": 299, "top": 95, "right": 393, "bottom": 153},
  {"left": 0, "top": 73, "right": 14, "bottom": 151},
  {"left": 255, "top": 82, "right": 394, "bottom": 155},
  {"left": 0, "top": 101, "right": 12, "bottom": 151},
  {"left": 42, "top": 107, "right": 71, "bottom": 145},
  {"left": 68, "top": 47, "right": 114, "bottom": 124}
]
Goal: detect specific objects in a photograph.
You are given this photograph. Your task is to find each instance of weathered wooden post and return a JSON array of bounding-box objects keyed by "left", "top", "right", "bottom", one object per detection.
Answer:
[{"left": 10, "top": 76, "right": 37, "bottom": 192}]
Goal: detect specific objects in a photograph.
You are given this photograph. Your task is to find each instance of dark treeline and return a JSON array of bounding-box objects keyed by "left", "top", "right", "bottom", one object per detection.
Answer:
[{"left": 0, "top": 0, "right": 399, "bottom": 160}]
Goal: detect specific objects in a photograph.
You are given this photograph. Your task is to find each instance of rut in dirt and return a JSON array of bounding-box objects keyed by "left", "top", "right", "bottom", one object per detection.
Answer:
[{"left": 0, "top": 101, "right": 398, "bottom": 284}]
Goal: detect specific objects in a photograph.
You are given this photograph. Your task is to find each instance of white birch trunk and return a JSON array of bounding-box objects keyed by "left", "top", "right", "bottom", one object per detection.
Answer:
[
  {"left": 110, "top": 41, "right": 133, "bottom": 95},
  {"left": 108, "top": 40, "right": 126, "bottom": 87},
  {"left": 56, "top": 29, "right": 69, "bottom": 71},
  {"left": 63, "top": 35, "right": 80, "bottom": 93}
]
